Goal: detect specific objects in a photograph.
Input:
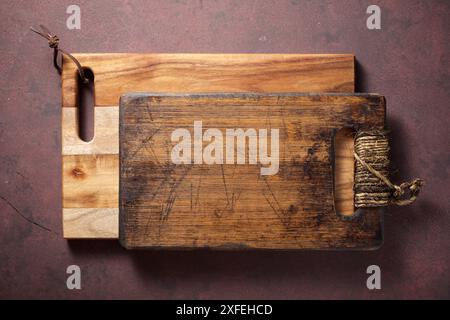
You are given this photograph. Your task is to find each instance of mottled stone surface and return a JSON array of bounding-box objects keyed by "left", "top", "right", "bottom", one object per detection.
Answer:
[{"left": 0, "top": 0, "right": 448, "bottom": 299}]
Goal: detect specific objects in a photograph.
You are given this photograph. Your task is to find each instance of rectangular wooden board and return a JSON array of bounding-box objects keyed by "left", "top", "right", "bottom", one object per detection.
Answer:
[
  {"left": 119, "top": 93, "right": 385, "bottom": 249},
  {"left": 62, "top": 53, "right": 355, "bottom": 107},
  {"left": 61, "top": 53, "right": 355, "bottom": 239}
]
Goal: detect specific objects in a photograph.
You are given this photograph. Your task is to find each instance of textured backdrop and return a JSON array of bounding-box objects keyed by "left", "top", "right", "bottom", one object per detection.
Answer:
[{"left": 0, "top": 0, "right": 448, "bottom": 299}]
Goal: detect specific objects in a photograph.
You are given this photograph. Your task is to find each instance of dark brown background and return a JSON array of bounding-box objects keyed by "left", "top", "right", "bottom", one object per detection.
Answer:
[{"left": 0, "top": 0, "right": 448, "bottom": 299}]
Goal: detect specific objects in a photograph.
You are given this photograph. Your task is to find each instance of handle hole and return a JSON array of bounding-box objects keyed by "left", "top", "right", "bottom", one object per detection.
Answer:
[
  {"left": 77, "top": 67, "right": 95, "bottom": 142},
  {"left": 334, "top": 127, "right": 356, "bottom": 216}
]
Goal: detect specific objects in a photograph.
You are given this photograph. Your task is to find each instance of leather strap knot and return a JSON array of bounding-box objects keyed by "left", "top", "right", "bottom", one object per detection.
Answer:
[
  {"left": 30, "top": 24, "right": 88, "bottom": 83},
  {"left": 47, "top": 35, "right": 60, "bottom": 49}
]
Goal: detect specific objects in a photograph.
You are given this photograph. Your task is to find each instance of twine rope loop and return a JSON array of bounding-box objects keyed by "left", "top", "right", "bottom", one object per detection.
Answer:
[{"left": 354, "top": 130, "right": 423, "bottom": 207}]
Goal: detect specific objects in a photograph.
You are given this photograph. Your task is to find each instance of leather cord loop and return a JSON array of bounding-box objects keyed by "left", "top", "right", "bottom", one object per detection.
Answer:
[{"left": 30, "top": 24, "right": 89, "bottom": 83}]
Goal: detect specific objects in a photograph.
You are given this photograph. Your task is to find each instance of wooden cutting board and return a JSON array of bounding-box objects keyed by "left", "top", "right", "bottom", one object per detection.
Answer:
[
  {"left": 119, "top": 93, "right": 385, "bottom": 249},
  {"left": 62, "top": 53, "right": 356, "bottom": 239}
]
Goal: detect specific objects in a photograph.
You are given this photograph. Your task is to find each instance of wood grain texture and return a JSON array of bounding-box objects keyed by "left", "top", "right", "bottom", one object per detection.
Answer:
[
  {"left": 61, "top": 53, "right": 356, "bottom": 239},
  {"left": 334, "top": 128, "right": 356, "bottom": 215},
  {"left": 62, "top": 53, "right": 355, "bottom": 107},
  {"left": 63, "top": 154, "right": 118, "bottom": 208},
  {"left": 62, "top": 107, "right": 119, "bottom": 155},
  {"left": 119, "top": 93, "right": 385, "bottom": 249},
  {"left": 63, "top": 208, "right": 118, "bottom": 238}
]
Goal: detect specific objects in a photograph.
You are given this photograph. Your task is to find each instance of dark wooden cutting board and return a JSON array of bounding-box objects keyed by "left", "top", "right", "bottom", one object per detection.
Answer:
[{"left": 119, "top": 93, "right": 385, "bottom": 249}]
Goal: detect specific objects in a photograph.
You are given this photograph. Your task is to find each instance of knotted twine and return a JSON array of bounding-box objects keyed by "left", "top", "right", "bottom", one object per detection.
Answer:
[{"left": 354, "top": 130, "right": 424, "bottom": 207}]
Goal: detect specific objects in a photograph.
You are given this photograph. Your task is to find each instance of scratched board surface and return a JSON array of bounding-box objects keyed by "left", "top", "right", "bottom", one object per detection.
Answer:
[{"left": 119, "top": 93, "right": 385, "bottom": 249}]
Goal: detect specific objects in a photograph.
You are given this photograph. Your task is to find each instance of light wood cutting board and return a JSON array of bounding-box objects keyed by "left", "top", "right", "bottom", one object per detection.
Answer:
[{"left": 61, "top": 53, "right": 356, "bottom": 239}]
